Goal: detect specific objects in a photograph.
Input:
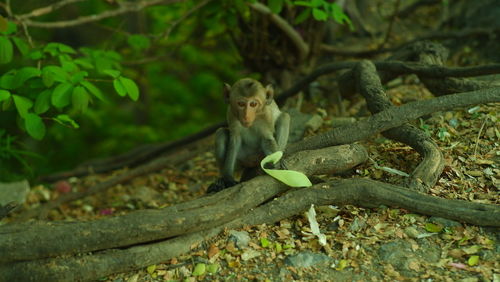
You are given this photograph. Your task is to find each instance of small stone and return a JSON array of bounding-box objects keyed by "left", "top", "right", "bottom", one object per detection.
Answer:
[
  {"left": 284, "top": 251, "right": 332, "bottom": 268},
  {"left": 241, "top": 249, "right": 261, "bottom": 261},
  {"left": 404, "top": 227, "right": 420, "bottom": 239},
  {"left": 228, "top": 230, "right": 250, "bottom": 249},
  {"left": 0, "top": 180, "right": 30, "bottom": 205}
]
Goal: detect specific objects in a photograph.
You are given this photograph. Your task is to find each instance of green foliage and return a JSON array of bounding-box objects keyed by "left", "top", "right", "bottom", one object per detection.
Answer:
[
  {"left": 293, "top": 0, "right": 354, "bottom": 29},
  {"left": 0, "top": 20, "right": 140, "bottom": 142},
  {"left": 0, "top": 130, "right": 41, "bottom": 181},
  {"left": 0, "top": 0, "right": 251, "bottom": 178}
]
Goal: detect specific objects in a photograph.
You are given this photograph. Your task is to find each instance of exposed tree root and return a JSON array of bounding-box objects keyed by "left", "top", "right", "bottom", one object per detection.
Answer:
[{"left": 355, "top": 60, "right": 445, "bottom": 192}]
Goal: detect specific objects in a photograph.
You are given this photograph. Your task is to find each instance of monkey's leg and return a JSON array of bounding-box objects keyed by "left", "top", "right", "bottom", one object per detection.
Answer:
[
  {"left": 214, "top": 128, "right": 229, "bottom": 169},
  {"left": 207, "top": 128, "right": 239, "bottom": 194},
  {"left": 240, "top": 167, "right": 262, "bottom": 182}
]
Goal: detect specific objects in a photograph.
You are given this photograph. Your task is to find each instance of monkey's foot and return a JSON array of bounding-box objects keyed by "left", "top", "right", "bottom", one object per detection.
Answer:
[{"left": 206, "top": 178, "right": 239, "bottom": 194}]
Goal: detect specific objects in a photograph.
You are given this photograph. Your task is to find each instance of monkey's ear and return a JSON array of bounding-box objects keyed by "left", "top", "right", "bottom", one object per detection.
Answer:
[
  {"left": 223, "top": 83, "right": 231, "bottom": 103},
  {"left": 265, "top": 84, "right": 274, "bottom": 105}
]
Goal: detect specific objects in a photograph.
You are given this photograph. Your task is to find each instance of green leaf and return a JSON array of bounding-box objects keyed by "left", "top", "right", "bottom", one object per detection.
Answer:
[
  {"left": 260, "top": 151, "right": 312, "bottom": 187},
  {"left": 330, "top": 3, "right": 354, "bottom": 30},
  {"left": 269, "top": 0, "right": 284, "bottom": 13},
  {"left": 74, "top": 58, "right": 94, "bottom": 69},
  {"left": 43, "top": 65, "right": 70, "bottom": 83},
  {"left": 61, "top": 59, "right": 78, "bottom": 73},
  {"left": 72, "top": 86, "right": 89, "bottom": 112},
  {"left": 0, "top": 89, "right": 10, "bottom": 102},
  {"left": 127, "top": 34, "right": 151, "bottom": 51},
  {"left": 12, "top": 37, "right": 30, "bottom": 56},
  {"left": 24, "top": 113, "right": 45, "bottom": 140},
  {"left": 54, "top": 114, "right": 79, "bottom": 128},
  {"left": 1, "top": 21, "right": 17, "bottom": 35},
  {"left": 275, "top": 242, "right": 282, "bottom": 253},
  {"left": 57, "top": 43, "right": 76, "bottom": 54},
  {"left": 34, "top": 89, "right": 52, "bottom": 114},
  {"left": 113, "top": 78, "right": 127, "bottom": 97},
  {"left": 80, "top": 81, "right": 104, "bottom": 101},
  {"left": 192, "top": 263, "right": 206, "bottom": 276},
  {"left": 12, "top": 95, "right": 33, "bottom": 118},
  {"left": 42, "top": 70, "right": 55, "bottom": 87},
  {"left": 467, "top": 255, "right": 479, "bottom": 266},
  {"left": 0, "top": 16, "right": 8, "bottom": 33},
  {"left": 29, "top": 50, "right": 43, "bottom": 60},
  {"left": 294, "top": 8, "right": 311, "bottom": 24},
  {"left": 43, "top": 43, "right": 60, "bottom": 56},
  {"left": 312, "top": 8, "right": 328, "bottom": 21},
  {"left": 0, "top": 36, "right": 14, "bottom": 64},
  {"left": 260, "top": 237, "right": 270, "bottom": 248},
  {"left": 425, "top": 222, "right": 443, "bottom": 233},
  {"left": 2, "top": 95, "right": 12, "bottom": 110},
  {"left": 206, "top": 263, "right": 219, "bottom": 274},
  {"left": 71, "top": 71, "right": 88, "bottom": 84},
  {"left": 294, "top": 1, "right": 313, "bottom": 7},
  {"left": 336, "top": 259, "right": 349, "bottom": 271},
  {"left": 103, "top": 69, "right": 121, "bottom": 78},
  {"left": 13, "top": 67, "right": 41, "bottom": 88},
  {"left": 119, "top": 76, "right": 139, "bottom": 101},
  {"left": 311, "top": 0, "right": 324, "bottom": 7},
  {"left": 146, "top": 264, "right": 156, "bottom": 274},
  {"left": 51, "top": 83, "right": 73, "bottom": 108},
  {"left": 0, "top": 71, "right": 15, "bottom": 90}
]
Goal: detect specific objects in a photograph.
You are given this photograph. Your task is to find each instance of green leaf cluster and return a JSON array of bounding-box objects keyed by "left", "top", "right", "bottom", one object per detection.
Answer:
[
  {"left": 0, "top": 20, "right": 140, "bottom": 141},
  {"left": 293, "top": 0, "right": 354, "bottom": 29}
]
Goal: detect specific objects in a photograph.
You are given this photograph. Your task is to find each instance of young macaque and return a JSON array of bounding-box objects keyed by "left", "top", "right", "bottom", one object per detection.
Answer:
[{"left": 208, "top": 78, "right": 290, "bottom": 193}]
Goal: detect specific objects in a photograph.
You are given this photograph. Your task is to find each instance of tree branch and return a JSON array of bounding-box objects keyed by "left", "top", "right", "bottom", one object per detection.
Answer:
[
  {"left": 286, "top": 86, "right": 500, "bottom": 154},
  {"left": 17, "top": 0, "right": 86, "bottom": 19},
  {"left": 20, "top": 0, "right": 184, "bottom": 29},
  {"left": 248, "top": 2, "right": 309, "bottom": 62}
]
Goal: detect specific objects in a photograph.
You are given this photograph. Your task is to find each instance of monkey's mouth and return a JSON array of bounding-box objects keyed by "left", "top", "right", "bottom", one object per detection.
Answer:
[{"left": 241, "top": 122, "right": 252, "bottom": 127}]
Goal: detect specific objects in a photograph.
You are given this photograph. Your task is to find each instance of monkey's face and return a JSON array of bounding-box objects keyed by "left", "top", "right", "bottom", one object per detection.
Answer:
[{"left": 233, "top": 98, "right": 262, "bottom": 127}]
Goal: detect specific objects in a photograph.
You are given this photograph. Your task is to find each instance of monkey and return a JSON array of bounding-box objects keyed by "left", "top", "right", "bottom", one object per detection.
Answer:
[{"left": 207, "top": 78, "right": 290, "bottom": 193}]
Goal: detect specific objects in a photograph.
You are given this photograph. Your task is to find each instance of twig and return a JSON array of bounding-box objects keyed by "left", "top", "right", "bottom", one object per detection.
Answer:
[
  {"left": 248, "top": 2, "right": 309, "bottom": 62},
  {"left": 17, "top": 0, "right": 86, "bottom": 19},
  {"left": 473, "top": 118, "right": 487, "bottom": 156},
  {"left": 19, "top": 21, "right": 35, "bottom": 47},
  {"left": 379, "top": 0, "right": 400, "bottom": 49},
  {"left": 21, "top": 0, "right": 184, "bottom": 29},
  {"left": 4, "top": 0, "right": 12, "bottom": 16}
]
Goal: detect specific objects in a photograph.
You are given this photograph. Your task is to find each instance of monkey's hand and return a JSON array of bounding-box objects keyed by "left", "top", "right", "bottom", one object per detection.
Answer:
[
  {"left": 264, "top": 159, "right": 288, "bottom": 170},
  {"left": 206, "top": 177, "right": 239, "bottom": 194}
]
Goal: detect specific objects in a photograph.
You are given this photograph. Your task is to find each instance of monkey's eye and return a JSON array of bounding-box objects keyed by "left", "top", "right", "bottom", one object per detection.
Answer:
[
  {"left": 250, "top": 101, "right": 258, "bottom": 107},
  {"left": 237, "top": 102, "right": 246, "bottom": 107}
]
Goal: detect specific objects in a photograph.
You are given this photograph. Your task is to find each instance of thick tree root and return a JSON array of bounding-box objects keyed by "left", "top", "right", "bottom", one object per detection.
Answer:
[
  {"left": 1, "top": 145, "right": 368, "bottom": 263},
  {"left": 355, "top": 60, "right": 445, "bottom": 192}
]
